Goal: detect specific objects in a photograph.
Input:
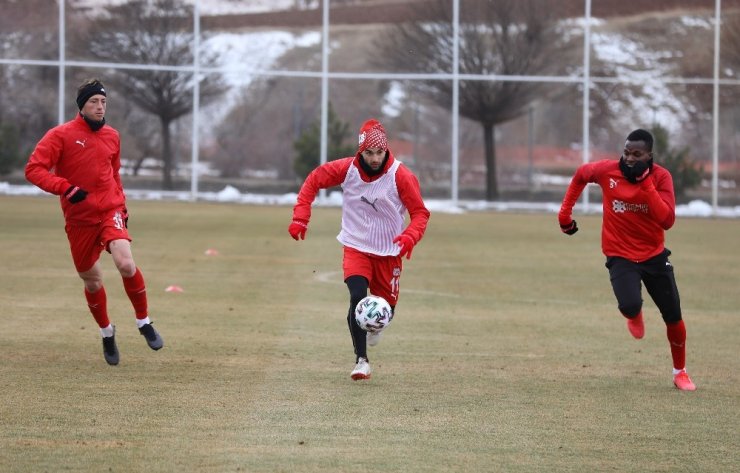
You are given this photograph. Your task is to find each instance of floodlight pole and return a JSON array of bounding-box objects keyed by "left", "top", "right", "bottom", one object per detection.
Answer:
[
  {"left": 191, "top": 0, "right": 202, "bottom": 201},
  {"left": 58, "top": 0, "right": 65, "bottom": 124},
  {"left": 318, "top": 0, "right": 330, "bottom": 203},
  {"left": 711, "top": 0, "right": 721, "bottom": 213},
  {"left": 451, "top": 0, "right": 460, "bottom": 206},
  {"left": 581, "top": 0, "right": 592, "bottom": 212}
]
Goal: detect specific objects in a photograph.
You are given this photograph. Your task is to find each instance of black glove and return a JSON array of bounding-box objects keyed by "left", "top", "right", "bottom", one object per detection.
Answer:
[
  {"left": 122, "top": 207, "right": 129, "bottom": 228},
  {"left": 631, "top": 160, "right": 651, "bottom": 183},
  {"left": 560, "top": 220, "right": 578, "bottom": 235},
  {"left": 620, "top": 158, "right": 653, "bottom": 184},
  {"left": 64, "top": 185, "right": 88, "bottom": 204}
]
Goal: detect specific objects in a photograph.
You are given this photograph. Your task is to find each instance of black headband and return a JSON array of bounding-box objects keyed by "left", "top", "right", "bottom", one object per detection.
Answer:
[{"left": 76, "top": 83, "right": 106, "bottom": 110}]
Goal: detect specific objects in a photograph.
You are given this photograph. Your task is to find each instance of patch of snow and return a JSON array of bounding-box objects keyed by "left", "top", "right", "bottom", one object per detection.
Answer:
[{"left": 2, "top": 182, "right": 738, "bottom": 218}]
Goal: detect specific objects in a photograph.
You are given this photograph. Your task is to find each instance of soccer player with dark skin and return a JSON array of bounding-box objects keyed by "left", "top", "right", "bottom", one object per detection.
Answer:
[{"left": 558, "top": 128, "right": 696, "bottom": 391}]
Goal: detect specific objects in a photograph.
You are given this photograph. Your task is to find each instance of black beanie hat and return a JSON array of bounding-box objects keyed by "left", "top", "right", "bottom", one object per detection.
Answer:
[{"left": 76, "top": 80, "right": 106, "bottom": 110}]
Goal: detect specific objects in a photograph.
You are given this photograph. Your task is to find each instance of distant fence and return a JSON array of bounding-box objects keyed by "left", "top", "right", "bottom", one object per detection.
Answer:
[{"left": 1, "top": 0, "right": 739, "bottom": 211}]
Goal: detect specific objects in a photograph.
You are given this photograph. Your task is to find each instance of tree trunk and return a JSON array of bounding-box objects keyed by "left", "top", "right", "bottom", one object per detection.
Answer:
[
  {"left": 483, "top": 122, "right": 499, "bottom": 201},
  {"left": 132, "top": 155, "right": 146, "bottom": 177},
  {"left": 160, "top": 117, "right": 173, "bottom": 190}
]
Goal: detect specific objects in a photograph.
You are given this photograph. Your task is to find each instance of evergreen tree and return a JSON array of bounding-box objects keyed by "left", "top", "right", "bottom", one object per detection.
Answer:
[
  {"left": 651, "top": 125, "right": 703, "bottom": 200},
  {"left": 0, "top": 122, "right": 21, "bottom": 176},
  {"left": 293, "top": 104, "right": 355, "bottom": 180}
]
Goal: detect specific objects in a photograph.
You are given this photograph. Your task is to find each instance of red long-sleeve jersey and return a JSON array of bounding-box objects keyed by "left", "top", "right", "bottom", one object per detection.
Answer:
[
  {"left": 25, "top": 114, "right": 125, "bottom": 226},
  {"left": 558, "top": 159, "right": 675, "bottom": 262},
  {"left": 293, "top": 152, "right": 430, "bottom": 251}
]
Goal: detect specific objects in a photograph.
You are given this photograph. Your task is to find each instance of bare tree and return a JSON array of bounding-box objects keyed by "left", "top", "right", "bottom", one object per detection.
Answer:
[
  {"left": 0, "top": 1, "right": 61, "bottom": 171},
  {"left": 718, "top": 12, "right": 740, "bottom": 187},
  {"left": 674, "top": 10, "right": 740, "bottom": 164},
  {"left": 73, "top": 0, "right": 226, "bottom": 189},
  {"left": 723, "top": 12, "right": 740, "bottom": 72},
  {"left": 376, "top": 0, "right": 576, "bottom": 200}
]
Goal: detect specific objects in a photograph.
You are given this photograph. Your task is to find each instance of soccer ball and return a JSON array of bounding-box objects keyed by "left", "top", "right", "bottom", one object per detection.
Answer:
[{"left": 354, "top": 295, "right": 393, "bottom": 333}]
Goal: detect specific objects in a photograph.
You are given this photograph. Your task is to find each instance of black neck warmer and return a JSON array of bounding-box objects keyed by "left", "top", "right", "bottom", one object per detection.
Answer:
[
  {"left": 619, "top": 156, "right": 654, "bottom": 184},
  {"left": 81, "top": 113, "right": 106, "bottom": 132}
]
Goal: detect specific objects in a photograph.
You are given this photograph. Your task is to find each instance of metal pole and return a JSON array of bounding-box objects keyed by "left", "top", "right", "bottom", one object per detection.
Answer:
[
  {"left": 318, "top": 0, "right": 330, "bottom": 202},
  {"left": 190, "top": 0, "right": 201, "bottom": 201},
  {"left": 528, "top": 105, "right": 534, "bottom": 189},
  {"left": 451, "top": 0, "right": 460, "bottom": 205},
  {"left": 58, "top": 0, "right": 65, "bottom": 124},
  {"left": 711, "top": 0, "right": 721, "bottom": 212},
  {"left": 581, "top": 0, "right": 592, "bottom": 210}
]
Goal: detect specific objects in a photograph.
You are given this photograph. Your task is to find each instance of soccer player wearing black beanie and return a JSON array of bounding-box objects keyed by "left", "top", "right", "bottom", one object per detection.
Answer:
[{"left": 25, "top": 78, "right": 164, "bottom": 365}]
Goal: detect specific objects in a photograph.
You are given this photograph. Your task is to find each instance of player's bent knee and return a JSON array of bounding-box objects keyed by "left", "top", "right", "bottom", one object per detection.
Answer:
[
  {"left": 619, "top": 303, "right": 642, "bottom": 318},
  {"left": 115, "top": 259, "right": 136, "bottom": 277},
  {"left": 82, "top": 279, "right": 103, "bottom": 292}
]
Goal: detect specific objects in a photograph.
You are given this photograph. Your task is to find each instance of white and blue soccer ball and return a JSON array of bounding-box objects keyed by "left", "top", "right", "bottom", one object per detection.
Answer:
[{"left": 354, "top": 295, "right": 393, "bottom": 333}]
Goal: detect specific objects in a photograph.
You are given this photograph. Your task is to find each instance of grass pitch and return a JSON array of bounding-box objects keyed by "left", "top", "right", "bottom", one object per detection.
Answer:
[{"left": 0, "top": 195, "right": 738, "bottom": 473}]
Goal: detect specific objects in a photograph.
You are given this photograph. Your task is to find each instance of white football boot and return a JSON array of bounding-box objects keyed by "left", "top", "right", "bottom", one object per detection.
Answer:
[{"left": 350, "top": 357, "right": 372, "bottom": 380}]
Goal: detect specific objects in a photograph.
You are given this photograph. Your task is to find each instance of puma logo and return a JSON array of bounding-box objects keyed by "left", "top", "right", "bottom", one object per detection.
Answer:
[
  {"left": 76, "top": 139, "right": 86, "bottom": 148},
  {"left": 360, "top": 196, "right": 379, "bottom": 212}
]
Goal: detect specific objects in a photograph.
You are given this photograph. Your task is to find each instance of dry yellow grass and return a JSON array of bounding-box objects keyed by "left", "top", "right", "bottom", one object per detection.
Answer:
[{"left": 0, "top": 195, "right": 738, "bottom": 472}]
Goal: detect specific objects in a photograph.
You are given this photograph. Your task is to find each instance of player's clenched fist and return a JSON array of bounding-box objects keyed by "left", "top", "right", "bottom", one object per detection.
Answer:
[
  {"left": 288, "top": 219, "right": 308, "bottom": 240},
  {"left": 393, "top": 233, "right": 415, "bottom": 259}
]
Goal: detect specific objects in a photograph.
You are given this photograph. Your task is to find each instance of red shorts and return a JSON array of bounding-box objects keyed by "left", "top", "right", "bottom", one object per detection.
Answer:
[
  {"left": 343, "top": 246, "right": 403, "bottom": 306},
  {"left": 65, "top": 207, "right": 131, "bottom": 272}
]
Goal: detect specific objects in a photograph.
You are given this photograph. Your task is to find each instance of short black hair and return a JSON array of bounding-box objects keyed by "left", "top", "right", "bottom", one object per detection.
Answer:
[{"left": 626, "top": 129, "right": 653, "bottom": 151}]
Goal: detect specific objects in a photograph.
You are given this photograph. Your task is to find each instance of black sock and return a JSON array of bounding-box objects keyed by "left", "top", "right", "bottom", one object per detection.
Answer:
[{"left": 345, "top": 275, "right": 369, "bottom": 362}]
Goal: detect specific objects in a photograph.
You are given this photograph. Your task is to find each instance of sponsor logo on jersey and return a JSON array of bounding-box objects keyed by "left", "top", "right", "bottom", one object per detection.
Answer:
[
  {"left": 612, "top": 199, "right": 648, "bottom": 214},
  {"left": 360, "top": 196, "right": 379, "bottom": 212}
]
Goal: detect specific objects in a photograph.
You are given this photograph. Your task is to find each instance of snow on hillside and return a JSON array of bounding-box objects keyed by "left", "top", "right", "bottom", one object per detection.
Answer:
[
  {"left": 11, "top": 5, "right": 732, "bottom": 217},
  {"left": 68, "top": 2, "right": 713, "bottom": 136},
  {"left": 195, "top": 0, "right": 300, "bottom": 15},
  {"left": 203, "top": 30, "right": 321, "bottom": 89},
  {"left": 71, "top": 0, "right": 301, "bottom": 16}
]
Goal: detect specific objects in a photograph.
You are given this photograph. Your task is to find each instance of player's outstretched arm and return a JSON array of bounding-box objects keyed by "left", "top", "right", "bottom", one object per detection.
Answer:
[
  {"left": 558, "top": 164, "right": 592, "bottom": 236},
  {"left": 396, "top": 166, "right": 430, "bottom": 245},
  {"left": 290, "top": 157, "right": 353, "bottom": 241}
]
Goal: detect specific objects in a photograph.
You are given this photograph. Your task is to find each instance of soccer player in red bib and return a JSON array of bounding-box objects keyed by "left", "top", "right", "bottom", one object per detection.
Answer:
[
  {"left": 289, "top": 119, "right": 430, "bottom": 380},
  {"left": 558, "top": 128, "right": 696, "bottom": 391},
  {"left": 25, "top": 78, "right": 163, "bottom": 366}
]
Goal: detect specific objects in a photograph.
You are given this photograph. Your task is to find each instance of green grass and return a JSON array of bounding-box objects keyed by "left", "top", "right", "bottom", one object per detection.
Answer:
[{"left": 0, "top": 195, "right": 738, "bottom": 473}]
